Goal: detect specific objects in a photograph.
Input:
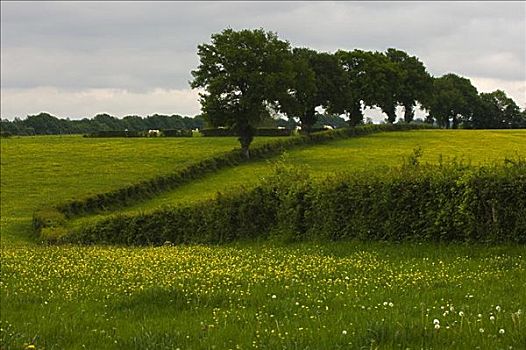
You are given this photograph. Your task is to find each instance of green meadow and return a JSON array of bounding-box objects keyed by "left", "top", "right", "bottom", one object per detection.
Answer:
[
  {"left": 1, "top": 129, "right": 525, "bottom": 349},
  {"left": 69, "top": 129, "right": 526, "bottom": 229}
]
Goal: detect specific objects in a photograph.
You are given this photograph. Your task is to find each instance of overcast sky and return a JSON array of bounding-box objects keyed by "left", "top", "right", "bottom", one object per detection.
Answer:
[{"left": 1, "top": 1, "right": 525, "bottom": 121}]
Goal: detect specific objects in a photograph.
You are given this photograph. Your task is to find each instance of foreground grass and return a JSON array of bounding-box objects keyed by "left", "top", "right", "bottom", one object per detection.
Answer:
[
  {"left": 69, "top": 129, "right": 526, "bottom": 229},
  {"left": 1, "top": 242, "right": 524, "bottom": 349}
]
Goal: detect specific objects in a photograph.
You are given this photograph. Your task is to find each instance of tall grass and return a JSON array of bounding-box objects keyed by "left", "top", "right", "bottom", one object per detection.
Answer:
[{"left": 1, "top": 242, "right": 524, "bottom": 349}]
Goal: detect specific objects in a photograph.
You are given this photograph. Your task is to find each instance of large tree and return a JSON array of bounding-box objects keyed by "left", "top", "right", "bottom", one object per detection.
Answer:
[
  {"left": 190, "top": 28, "right": 294, "bottom": 158},
  {"left": 280, "top": 48, "right": 347, "bottom": 133},
  {"left": 385, "top": 48, "right": 433, "bottom": 123},
  {"left": 335, "top": 49, "right": 370, "bottom": 126},
  {"left": 336, "top": 50, "right": 401, "bottom": 125},
  {"left": 472, "top": 90, "right": 524, "bottom": 129},
  {"left": 426, "top": 74, "right": 479, "bottom": 129}
]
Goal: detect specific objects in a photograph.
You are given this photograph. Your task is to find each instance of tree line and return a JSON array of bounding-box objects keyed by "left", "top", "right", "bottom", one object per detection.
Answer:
[
  {"left": 190, "top": 28, "right": 526, "bottom": 157},
  {"left": 0, "top": 113, "right": 206, "bottom": 136}
]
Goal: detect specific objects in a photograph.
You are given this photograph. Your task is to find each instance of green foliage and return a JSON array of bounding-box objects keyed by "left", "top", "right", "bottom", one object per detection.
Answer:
[
  {"left": 279, "top": 48, "right": 347, "bottom": 132},
  {"left": 0, "top": 113, "right": 204, "bottom": 136},
  {"left": 190, "top": 28, "right": 295, "bottom": 157},
  {"left": 68, "top": 158, "right": 526, "bottom": 246},
  {"left": 200, "top": 128, "right": 238, "bottom": 137},
  {"left": 68, "top": 124, "right": 424, "bottom": 216},
  {"left": 471, "top": 90, "right": 526, "bottom": 129},
  {"left": 84, "top": 130, "right": 145, "bottom": 138},
  {"left": 33, "top": 124, "right": 432, "bottom": 241},
  {"left": 425, "top": 74, "right": 479, "bottom": 129},
  {"left": 162, "top": 129, "right": 193, "bottom": 137},
  {"left": 254, "top": 128, "right": 293, "bottom": 137},
  {"left": 385, "top": 48, "right": 433, "bottom": 123}
]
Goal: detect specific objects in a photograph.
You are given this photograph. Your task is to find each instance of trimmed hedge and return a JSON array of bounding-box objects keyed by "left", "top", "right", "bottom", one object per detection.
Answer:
[
  {"left": 162, "top": 129, "right": 193, "bottom": 137},
  {"left": 299, "top": 127, "right": 333, "bottom": 134},
  {"left": 200, "top": 127, "right": 324, "bottom": 137},
  {"left": 84, "top": 130, "right": 145, "bottom": 138},
  {"left": 34, "top": 123, "right": 433, "bottom": 238},
  {"left": 66, "top": 159, "right": 526, "bottom": 245},
  {"left": 255, "top": 128, "right": 293, "bottom": 137},
  {"left": 200, "top": 128, "right": 237, "bottom": 137}
]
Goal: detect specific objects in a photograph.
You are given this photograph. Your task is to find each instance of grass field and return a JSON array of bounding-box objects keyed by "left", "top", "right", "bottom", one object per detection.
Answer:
[
  {"left": 69, "top": 129, "right": 526, "bottom": 229},
  {"left": 1, "top": 129, "right": 525, "bottom": 349},
  {"left": 2, "top": 242, "right": 525, "bottom": 349},
  {"left": 0, "top": 135, "right": 274, "bottom": 245}
]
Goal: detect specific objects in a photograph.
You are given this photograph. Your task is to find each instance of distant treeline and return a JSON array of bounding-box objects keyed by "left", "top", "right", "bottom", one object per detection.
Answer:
[
  {"left": 0, "top": 112, "right": 353, "bottom": 136},
  {"left": 0, "top": 113, "right": 206, "bottom": 136}
]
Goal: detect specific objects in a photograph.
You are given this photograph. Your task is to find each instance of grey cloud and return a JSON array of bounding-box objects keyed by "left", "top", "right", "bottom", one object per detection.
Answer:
[{"left": 1, "top": 1, "right": 524, "bottom": 118}]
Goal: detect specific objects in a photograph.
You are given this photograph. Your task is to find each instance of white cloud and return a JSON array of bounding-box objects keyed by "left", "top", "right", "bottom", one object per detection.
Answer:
[{"left": 470, "top": 77, "right": 526, "bottom": 108}]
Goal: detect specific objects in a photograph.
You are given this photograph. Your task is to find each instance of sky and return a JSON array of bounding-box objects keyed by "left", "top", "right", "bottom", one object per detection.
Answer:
[{"left": 1, "top": 1, "right": 525, "bottom": 122}]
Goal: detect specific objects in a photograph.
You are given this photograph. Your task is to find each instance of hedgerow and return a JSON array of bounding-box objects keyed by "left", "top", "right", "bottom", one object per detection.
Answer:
[
  {"left": 33, "top": 123, "right": 433, "bottom": 240},
  {"left": 65, "top": 157, "right": 526, "bottom": 245}
]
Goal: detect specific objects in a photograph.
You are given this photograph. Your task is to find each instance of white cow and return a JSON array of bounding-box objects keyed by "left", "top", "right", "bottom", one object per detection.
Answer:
[{"left": 148, "top": 129, "right": 161, "bottom": 137}]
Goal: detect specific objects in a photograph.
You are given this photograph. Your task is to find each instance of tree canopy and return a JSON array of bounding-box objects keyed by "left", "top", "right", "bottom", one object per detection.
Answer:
[
  {"left": 279, "top": 48, "right": 347, "bottom": 132},
  {"left": 190, "top": 28, "right": 295, "bottom": 158},
  {"left": 472, "top": 90, "right": 524, "bottom": 129},
  {"left": 426, "top": 74, "right": 479, "bottom": 129}
]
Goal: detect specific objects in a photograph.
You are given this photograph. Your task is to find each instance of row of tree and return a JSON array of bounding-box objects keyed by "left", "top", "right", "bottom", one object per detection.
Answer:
[
  {"left": 190, "top": 29, "right": 525, "bottom": 157},
  {"left": 0, "top": 113, "right": 206, "bottom": 136},
  {"left": 0, "top": 110, "right": 353, "bottom": 136}
]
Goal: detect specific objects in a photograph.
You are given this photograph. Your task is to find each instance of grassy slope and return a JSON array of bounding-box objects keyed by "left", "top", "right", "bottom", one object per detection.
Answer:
[
  {"left": 1, "top": 130, "right": 525, "bottom": 349},
  {"left": 0, "top": 135, "right": 273, "bottom": 245},
  {"left": 69, "top": 129, "right": 526, "bottom": 229}
]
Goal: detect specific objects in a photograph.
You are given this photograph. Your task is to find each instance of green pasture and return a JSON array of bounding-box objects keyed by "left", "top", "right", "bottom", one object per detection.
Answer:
[
  {"left": 1, "top": 129, "right": 525, "bottom": 349},
  {"left": 69, "top": 129, "right": 526, "bottom": 229},
  {"left": 0, "top": 135, "right": 273, "bottom": 245}
]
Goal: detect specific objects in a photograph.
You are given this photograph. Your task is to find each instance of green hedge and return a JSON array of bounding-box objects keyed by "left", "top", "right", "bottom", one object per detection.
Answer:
[
  {"left": 65, "top": 159, "right": 526, "bottom": 245},
  {"left": 200, "top": 128, "right": 237, "bottom": 137},
  {"left": 58, "top": 124, "right": 425, "bottom": 215},
  {"left": 200, "top": 127, "right": 328, "bottom": 137},
  {"left": 255, "top": 128, "right": 293, "bottom": 137},
  {"left": 84, "top": 130, "right": 145, "bottom": 138},
  {"left": 34, "top": 123, "right": 433, "bottom": 238},
  {"left": 162, "top": 129, "right": 193, "bottom": 137}
]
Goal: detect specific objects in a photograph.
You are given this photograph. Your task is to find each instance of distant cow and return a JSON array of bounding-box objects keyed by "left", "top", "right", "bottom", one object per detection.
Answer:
[{"left": 148, "top": 129, "right": 161, "bottom": 137}]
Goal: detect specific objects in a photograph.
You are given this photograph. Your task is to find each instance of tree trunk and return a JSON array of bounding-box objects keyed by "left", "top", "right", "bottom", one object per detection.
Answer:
[
  {"left": 386, "top": 110, "right": 397, "bottom": 124},
  {"left": 384, "top": 103, "right": 397, "bottom": 124},
  {"left": 452, "top": 115, "right": 459, "bottom": 129},
  {"left": 237, "top": 125, "right": 254, "bottom": 159},
  {"left": 403, "top": 103, "right": 415, "bottom": 123},
  {"left": 348, "top": 101, "right": 364, "bottom": 127},
  {"left": 300, "top": 108, "right": 316, "bottom": 134}
]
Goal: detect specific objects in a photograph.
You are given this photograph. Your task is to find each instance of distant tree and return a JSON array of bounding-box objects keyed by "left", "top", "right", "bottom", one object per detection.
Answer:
[
  {"left": 190, "top": 28, "right": 294, "bottom": 158},
  {"left": 426, "top": 74, "right": 479, "bottom": 129},
  {"left": 337, "top": 50, "right": 401, "bottom": 125},
  {"left": 24, "top": 112, "right": 65, "bottom": 134},
  {"left": 93, "top": 113, "right": 122, "bottom": 131},
  {"left": 336, "top": 49, "right": 371, "bottom": 126},
  {"left": 472, "top": 90, "right": 524, "bottom": 129},
  {"left": 366, "top": 52, "right": 402, "bottom": 124},
  {"left": 385, "top": 48, "right": 433, "bottom": 123},
  {"left": 280, "top": 48, "right": 347, "bottom": 133}
]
